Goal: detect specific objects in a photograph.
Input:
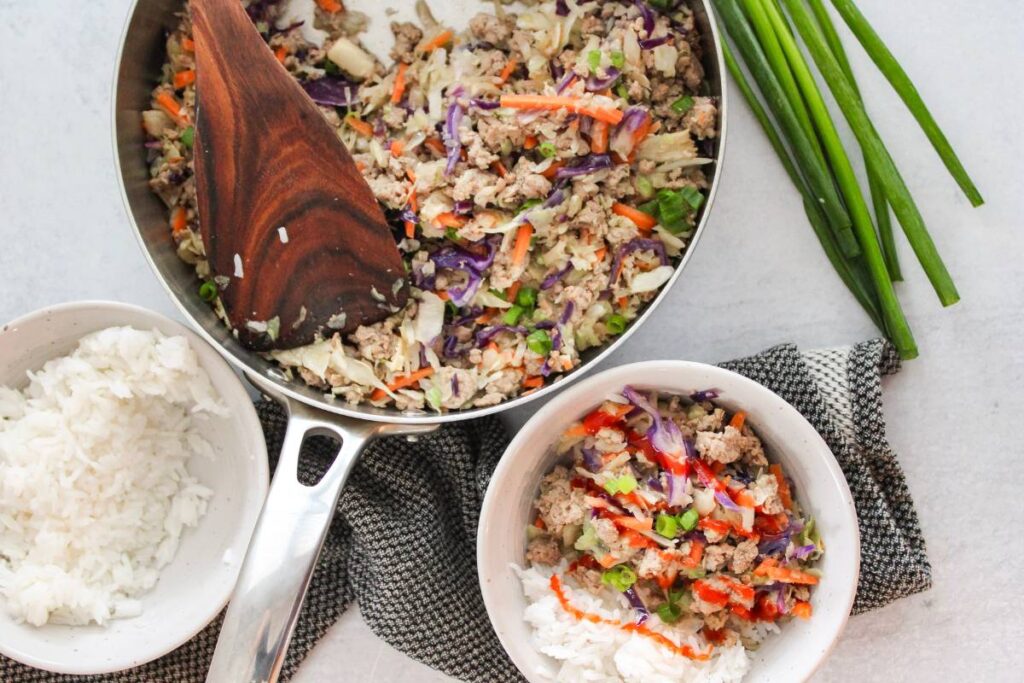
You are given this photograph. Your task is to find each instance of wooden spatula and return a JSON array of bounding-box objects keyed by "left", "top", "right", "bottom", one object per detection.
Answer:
[{"left": 190, "top": 0, "right": 408, "bottom": 351}]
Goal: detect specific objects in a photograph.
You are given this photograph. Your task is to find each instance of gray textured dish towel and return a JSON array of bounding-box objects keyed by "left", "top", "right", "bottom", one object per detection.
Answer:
[{"left": 0, "top": 339, "right": 930, "bottom": 682}]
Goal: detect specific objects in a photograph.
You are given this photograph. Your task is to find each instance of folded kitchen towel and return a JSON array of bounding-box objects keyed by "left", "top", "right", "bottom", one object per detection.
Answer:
[{"left": 0, "top": 339, "right": 931, "bottom": 682}]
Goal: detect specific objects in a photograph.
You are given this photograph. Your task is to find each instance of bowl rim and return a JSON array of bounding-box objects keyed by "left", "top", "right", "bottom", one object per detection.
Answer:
[
  {"left": 478, "top": 359, "right": 860, "bottom": 683},
  {"left": 0, "top": 299, "right": 270, "bottom": 675}
]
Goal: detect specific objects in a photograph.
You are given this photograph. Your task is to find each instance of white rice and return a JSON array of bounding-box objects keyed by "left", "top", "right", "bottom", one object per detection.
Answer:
[
  {"left": 515, "top": 564, "right": 772, "bottom": 683},
  {"left": 0, "top": 326, "right": 228, "bottom": 627}
]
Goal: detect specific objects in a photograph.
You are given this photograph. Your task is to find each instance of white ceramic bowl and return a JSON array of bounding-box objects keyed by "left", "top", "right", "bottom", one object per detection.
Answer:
[
  {"left": 0, "top": 301, "right": 269, "bottom": 674},
  {"left": 478, "top": 361, "right": 859, "bottom": 683}
]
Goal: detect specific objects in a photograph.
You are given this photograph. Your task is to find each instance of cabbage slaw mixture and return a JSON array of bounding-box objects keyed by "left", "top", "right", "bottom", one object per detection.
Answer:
[
  {"left": 144, "top": 0, "right": 719, "bottom": 411},
  {"left": 525, "top": 388, "right": 824, "bottom": 665}
]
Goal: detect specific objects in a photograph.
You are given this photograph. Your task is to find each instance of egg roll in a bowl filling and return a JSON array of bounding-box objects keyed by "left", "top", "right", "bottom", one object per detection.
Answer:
[{"left": 143, "top": 0, "right": 719, "bottom": 412}]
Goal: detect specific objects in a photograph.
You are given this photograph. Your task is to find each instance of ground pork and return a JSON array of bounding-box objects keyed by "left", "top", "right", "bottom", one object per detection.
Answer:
[
  {"left": 685, "top": 97, "right": 719, "bottom": 139},
  {"left": 730, "top": 540, "right": 758, "bottom": 574},
  {"left": 526, "top": 536, "right": 561, "bottom": 566},
  {"left": 349, "top": 322, "right": 396, "bottom": 362},
  {"left": 389, "top": 21, "right": 422, "bottom": 63},
  {"left": 702, "top": 543, "right": 734, "bottom": 572},
  {"left": 750, "top": 473, "right": 785, "bottom": 514},
  {"left": 469, "top": 12, "right": 513, "bottom": 46},
  {"left": 535, "top": 467, "right": 587, "bottom": 535}
]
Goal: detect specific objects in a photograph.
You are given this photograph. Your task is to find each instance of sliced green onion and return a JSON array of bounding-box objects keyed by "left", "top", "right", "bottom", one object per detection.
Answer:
[
  {"left": 716, "top": 0, "right": 857, "bottom": 256},
  {"left": 322, "top": 59, "right": 341, "bottom": 76},
  {"left": 636, "top": 175, "right": 655, "bottom": 199},
  {"left": 587, "top": 50, "right": 602, "bottom": 71},
  {"left": 538, "top": 141, "right": 557, "bottom": 158},
  {"left": 671, "top": 95, "right": 695, "bottom": 115},
  {"left": 503, "top": 305, "right": 525, "bottom": 325},
  {"left": 678, "top": 508, "right": 699, "bottom": 532},
  {"left": 604, "top": 474, "right": 638, "bottom": 495},
  {"left": 445, "top": 300, "right": 460, "bottom": 316},
  {"left": 656, "top": 188, "right": 688, "bottom": 232},
  {"left": 829, "top": 0, "right": 984, "bottom": 207},
  {"left": 519, "top": 198, "right": 542, "bottom": 212},
  {"left": 807, "top": 0, "right": 901, "bottom": 281},
  {"left": 610, "top": 51, "right": 626, "bottom": 69},
  {"left": 606, "top": 313, "right": 627, "bottom": 335},
  {"left": 601, "top": 565, "right": 637, "bottom": 592},
  {"left": 198, "top": 281, "right": 217, "bottom": 302},
  {"left": 679, "top": 186, "right": 705, "bottom": 210},
  {"left": 637, "top": 199, "right": 659, "bottom": 217},
  {"left": 180, "top": 125, "right": 194, "bottom": 149},
  {"left": 783, "top": 0, "right": 959, "bottom": 315},
  {"left": 526, "top": 329, "right": 552, "bottom": 355},
  {"left": 516, "top": 287, "right": 537, "bottom": 309},
  {"left": 615, "top": 83, "right": 630, "bottom": 101},
  {"left": 445, "top": 227, "right": 459, "bottom": 241},
  {"left": 655, "top": 513, "right": 679, "bottom": 538},
  {"left": 682, "top": 566, "right": 706, "bottom": 580},
  {"left": 656, "top": 602, "right": 682, "bottom": 624}
]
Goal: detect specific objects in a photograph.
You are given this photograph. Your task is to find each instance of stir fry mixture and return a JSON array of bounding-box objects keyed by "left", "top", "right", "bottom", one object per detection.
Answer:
[
  {"left": 527, "top": 388, "right": 824, "bottom": 655},
  {"left": 143, "top": 0, "right": 718, "bottom": 411}
]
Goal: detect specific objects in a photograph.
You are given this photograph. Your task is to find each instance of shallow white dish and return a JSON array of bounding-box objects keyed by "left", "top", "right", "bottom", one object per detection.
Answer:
[
  {"left": 0, "top": 301, "right": 269, "bottom": 675},
  {"left": 478, "top": 360, "right": 859, "bottom": 683}
]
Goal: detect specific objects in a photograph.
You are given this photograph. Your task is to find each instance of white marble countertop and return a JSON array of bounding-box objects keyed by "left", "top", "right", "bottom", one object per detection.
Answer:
[{"left": 1, "top": 0, "right": 1022, "bottom": 681}]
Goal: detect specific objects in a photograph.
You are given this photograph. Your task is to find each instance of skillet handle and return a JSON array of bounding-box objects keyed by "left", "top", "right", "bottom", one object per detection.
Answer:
[{"left": 206, "top": 397, "right": 436, "bottom": 683}]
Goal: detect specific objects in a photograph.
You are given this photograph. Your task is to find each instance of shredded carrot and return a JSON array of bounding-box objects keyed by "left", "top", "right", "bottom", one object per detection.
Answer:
[
  {"left": 425, "top": 137, "right": 447, "bottom": 155},
  {"left": 734, "top": 489, "right": 757, "bottom": 508},
  {"left": 419, "top": 29, "right": 454, "bottom": 53},
  {"left": 683, "top": 539, "right": 704, "bottom": 568},
  {"left": 476, "top": 310, "right": 496, "bottom": 325},
  {"left": 181, "top": 36, "right": 194, "bottom": 52},
  {"left": 523, "top": 376, "right": 544, "bottom": 389},
  {"left": 173, "top": 69, "right": 195, "bottom": 90},
  {"left": 498, "top": 56, "right": 518, "bottom": 84},
  {"left": 485, "top": 342, "right": 499, "bottom": 354},
  {"left": 345, "top": 115, "right": 374, "bottom": 137},
  {"left": 770, "top": 463, "right": 793, "bottom": 510},
  {"left": 591, "top": 121, "right": 609, "bottom": 154},
  {"left": 355, "top": 161, "right": 367, "bottom": 172},
  {"left": 435, "top": 212, "right": 467, "bottom": 229},
  {"left": 597, "top": 554, "right": 619, "bottom": 569},
  {"left": 594, "top": 247, "right": 607, "bottom": 262},
  {"left": 511, "top": 223, "right": 534, "bottom": 268},
  {"left": 610, "top": 515, "right": 653, "bottom": 533},
  {"left": 612, "top": 203, "right": 657, "bottom": 231},
  {"left": 506, "top": 281, "right": 521, "bottom": 302},
  {"left": 540, "top": 161, "right": 564, "bottom": 179},
  {"left": 621, "top": 529, "right": 658, "bottom": 549},
  {"left": 390, "top": 139, "right": 405, "bottom": 157},
  {"left": 490, "top": 160, "right": 509, "bottom": 178},
  {"left": 315, "top": 0, "right": 343, "bottom": 12},
  {"left": 754, "top": 561, "right": 819, "bottom": 585},
  {"left": 436, "top": 290, "right": 450, "bottom": 301},
  {"left": 524, "top": 135, "right": 539, "bottom": 150},
  {"left": 170, "top": 206, "right": 187, "bottom": 234},
  {"left": 564, "top": 423, "right": 588, "bottom": 439},
  {"left": 391, "top": 63, "right": 408, "bottom": 105},
  {"left": 633, "top": 117, "right": 654, "bottom": 146},
  {"left": 533, "top": 516, "right": 546, "bottom": 530},
  {"left": 729, "top": 411, "right": 747, "bottom": 430},
  {"left": 791, "top": 601, "right": 813, "bottom": 620},
  {"left": 617, "top": 296, "right": 629, "bottom": 309},
  {"left": 370, "top": 367, "right": 435, "bottom": 402},
  {"left": 155, "top": 92, "right": 189, "bottom": 126},
  {"left": 498, "top": 95, "right": 624, "bottom": 125},
  {"left": 404, "top": 221, "right": 416, "bottom": 239},
  {"left": 274, "top": 46, "right": 288, "bottom": 64}
]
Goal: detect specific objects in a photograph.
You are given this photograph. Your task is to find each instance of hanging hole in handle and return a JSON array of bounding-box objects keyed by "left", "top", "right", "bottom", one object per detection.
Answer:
[{"left": 293, "top": 428, "right": 343, "bottom": 487}]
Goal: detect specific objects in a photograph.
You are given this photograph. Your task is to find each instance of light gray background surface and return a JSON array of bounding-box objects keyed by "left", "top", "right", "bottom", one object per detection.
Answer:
[{"left": 1, "top": 1, "right": 1022, "bottom": 681}]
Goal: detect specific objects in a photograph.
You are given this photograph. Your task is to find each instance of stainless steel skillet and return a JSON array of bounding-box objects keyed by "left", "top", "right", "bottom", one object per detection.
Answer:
[{"left": 112, "top": 2, "right": 727, "bottom": 680}]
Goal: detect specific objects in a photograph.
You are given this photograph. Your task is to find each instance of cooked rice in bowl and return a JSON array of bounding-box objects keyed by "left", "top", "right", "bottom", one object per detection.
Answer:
[{"left": 143, "top": 0, "right": 720, "bottom": 411}]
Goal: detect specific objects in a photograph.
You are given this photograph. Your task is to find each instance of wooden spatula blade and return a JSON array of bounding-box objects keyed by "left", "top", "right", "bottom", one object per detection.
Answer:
[{"left": 191, "top": 0, "right": 408, "bottom": 351}]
